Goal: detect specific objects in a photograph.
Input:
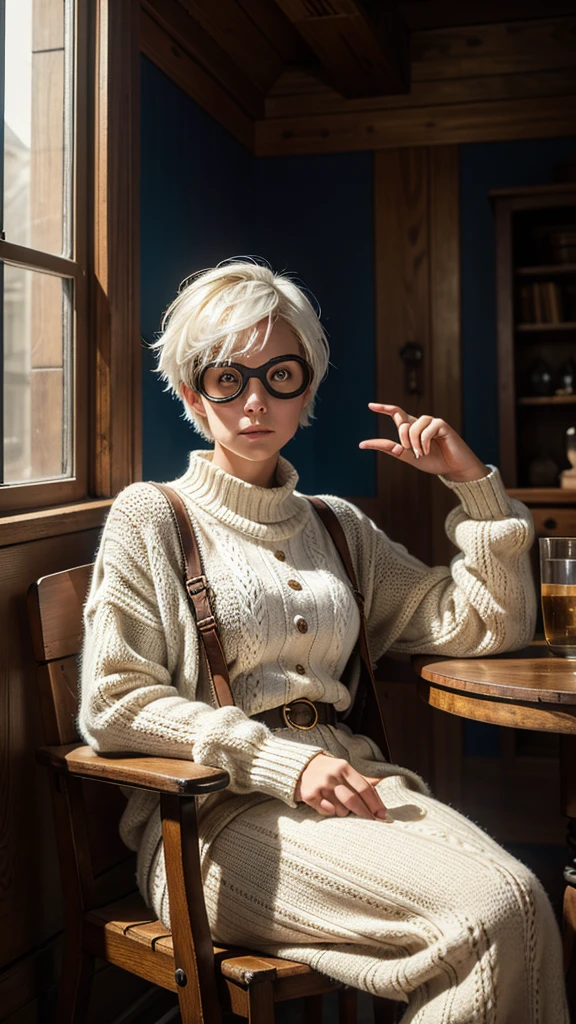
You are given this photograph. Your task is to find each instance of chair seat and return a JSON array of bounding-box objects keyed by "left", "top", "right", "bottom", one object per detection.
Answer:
[{"left": 84, "top": 892, "right": 332, "bottom": 996}]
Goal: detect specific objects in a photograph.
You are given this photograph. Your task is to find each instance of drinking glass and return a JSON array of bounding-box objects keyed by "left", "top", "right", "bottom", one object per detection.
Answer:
[{"left": 539, "top": 537, "right": 576, "bottom": 658}]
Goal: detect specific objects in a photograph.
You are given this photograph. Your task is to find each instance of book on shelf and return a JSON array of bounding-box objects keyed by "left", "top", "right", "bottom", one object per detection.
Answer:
[{"left": 517, "top": 281, "right": 564, "bottom": 324}]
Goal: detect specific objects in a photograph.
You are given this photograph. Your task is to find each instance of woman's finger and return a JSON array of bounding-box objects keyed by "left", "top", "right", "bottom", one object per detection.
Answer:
[
  {"left": 419, "top": 420, "right": 439, "bottom": 457},
  {"left": 320, "top": 793, "right": 350, "bottom": 817},
  {"left": 358, "top": 438, "right": 414, "bottom": 459},
  {"left": 408, "top": 416, "right": 434, "bottom": 458},
  {"left": 347, "top": 778, "right": 389, "bottom": 820},
  {"left": 333, "top": 784, "right": 376, "bottom": 820},
  {"left": 317, "top": 797, "right": 339, "bottom": 816},
  {"left": 368, "top": 402, "right": 416, "bottom": 428},
  {"left": 342, "top": 769, "right": 389, "bottom": 819},
  {"left": 397, "top": 420, "right": 413, "bottom": 451}
]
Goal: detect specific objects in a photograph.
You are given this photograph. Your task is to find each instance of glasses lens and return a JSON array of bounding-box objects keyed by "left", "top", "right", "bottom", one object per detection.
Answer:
[
  {"left": 202, "top": 365, "right": 243, "bottom": 400},
  {"left": 266, "top": 359, "right": 306, "bottom": 395}
]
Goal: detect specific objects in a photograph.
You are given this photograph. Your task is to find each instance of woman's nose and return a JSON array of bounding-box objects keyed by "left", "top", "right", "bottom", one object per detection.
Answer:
[{"left": 243, "top": 379, "right": 268, "bottom": 413}]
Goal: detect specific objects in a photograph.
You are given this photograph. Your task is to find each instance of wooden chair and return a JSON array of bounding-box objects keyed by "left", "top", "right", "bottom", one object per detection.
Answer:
[{"left": 27, "top": 564, "right": 400, "bottom": 1024}]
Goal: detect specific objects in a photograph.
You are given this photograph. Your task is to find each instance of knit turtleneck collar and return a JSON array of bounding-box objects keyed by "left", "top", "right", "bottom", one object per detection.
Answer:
[{"left": 172, "top": 449, "right": 310, "bottom": 541}]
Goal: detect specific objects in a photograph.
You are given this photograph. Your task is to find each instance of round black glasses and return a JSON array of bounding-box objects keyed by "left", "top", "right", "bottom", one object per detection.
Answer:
[{"left": 195, "top": 354, "right": 312, "bottom": 404}]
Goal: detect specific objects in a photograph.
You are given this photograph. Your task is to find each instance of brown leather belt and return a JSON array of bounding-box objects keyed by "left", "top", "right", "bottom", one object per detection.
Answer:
[{"left": 251, "top": 698, "right": 337, "bottom": 731}]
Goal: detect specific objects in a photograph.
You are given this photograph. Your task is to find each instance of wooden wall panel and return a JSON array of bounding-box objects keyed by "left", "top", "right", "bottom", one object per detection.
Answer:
[
  {"left": 0, "top": 530, "right": 101, "bottom": 974},
  {"left": 374, "top": 147, "right": 433, "bottom": 565},
  {"left": 429, "top": 145, "right": 461, "bottom": 568},
  {"left": 93, "top": 0, "right": 142, "bottom": 497},
  {"left": 374, "top": 146, "right": 463, "bottom": 804}
]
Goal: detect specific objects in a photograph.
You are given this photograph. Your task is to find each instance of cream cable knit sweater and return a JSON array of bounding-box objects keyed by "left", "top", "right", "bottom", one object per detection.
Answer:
[{"left": 79, "top": 450, "right": 536, "bottom": 883}]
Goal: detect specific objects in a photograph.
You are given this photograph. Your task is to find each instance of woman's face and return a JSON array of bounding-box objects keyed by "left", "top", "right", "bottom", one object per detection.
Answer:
[{"left": 180, "top": 319, "right": 312, "bottom": 464}]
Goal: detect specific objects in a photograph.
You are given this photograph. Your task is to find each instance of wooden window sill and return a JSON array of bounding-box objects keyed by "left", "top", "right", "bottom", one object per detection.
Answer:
[{"left": 0, "top": 498, "right": 113, "bottom": 548}]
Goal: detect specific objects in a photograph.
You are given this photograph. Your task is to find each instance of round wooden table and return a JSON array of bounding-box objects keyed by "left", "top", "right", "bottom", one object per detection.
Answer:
[
  {"left": 412, "top": 641, "right": 576, "bottom": 983},
  {"left": 413, "top": 641, "right": 576, "bottom": 735}
]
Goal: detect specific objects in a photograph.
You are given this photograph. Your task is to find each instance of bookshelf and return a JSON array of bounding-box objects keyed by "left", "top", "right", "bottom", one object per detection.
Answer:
[
  {"left": 489, "top": 184, "right": 576, "bottom": 784},
  {"left": 490, "top": 183, "right": 576, "bottom": 515}
]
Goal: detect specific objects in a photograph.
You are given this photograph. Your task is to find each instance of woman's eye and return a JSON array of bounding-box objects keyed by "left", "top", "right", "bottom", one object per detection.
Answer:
[
  {"left": 219, "top": 372, "right": 236, "bottom": 384},
  {"left": 273, "top": 368, "right": 291, "bottom": 381}
]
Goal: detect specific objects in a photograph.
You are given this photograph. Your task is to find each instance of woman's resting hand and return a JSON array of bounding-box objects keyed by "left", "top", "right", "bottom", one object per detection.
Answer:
[{"left": 295, "top": 753, "right": 390, "bottom": 820}]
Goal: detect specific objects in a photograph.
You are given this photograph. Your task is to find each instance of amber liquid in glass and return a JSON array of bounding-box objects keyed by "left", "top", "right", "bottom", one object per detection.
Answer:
[{"left": 541, "top": 583, "right": 576, "bottom": 657}]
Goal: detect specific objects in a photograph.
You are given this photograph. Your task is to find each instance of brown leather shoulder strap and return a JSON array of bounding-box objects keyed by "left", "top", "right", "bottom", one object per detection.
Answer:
[
  {"left": 150, "top": 483, "right": 235, "bottom": 709},
  {"left": 306, "top": 496, "right": 391, "bottom": 761}
]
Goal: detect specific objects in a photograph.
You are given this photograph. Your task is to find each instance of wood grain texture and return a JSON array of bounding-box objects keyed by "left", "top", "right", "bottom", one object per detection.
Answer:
[
  {"left": 428, "top": 145, "right": 461, "bottom": 568},
  {"left": 530, "top": 507, "right": 576, "bottom": 537},
  {"left": 415, "top": 647, "right": 576, "bottom": 703},
  {"left": 420, "top": 682, "right": 576, "bottom": 733},
  {"left": 0, "top": 528, "right": 100, "bottom": 971},
  {"left": 410, "top": 16, "right": 576, "bottom": 82},
  {"left": 161, "top": 794, "right": 222, "bottom": 1022},
  {"left": 255, "top": 92, "right": 576, "bottom": 155},
  {"left": 142, "top": 0, "right": 263, "bottom": 118},
  {"left": 373, "top": 147, "right": 467, "bottom": 803},
  {"left": 494, "top": 197, "right": 517, "bottom": 486},
  {"left": 0, "top": 500, "right": 111, "bottom": 550},
  {"left": 139, "top": 8, "right": 253, "bottom": 151},
  {"left": 273, "top": 0, "right": 409, "bottom": 98},
  {"left": 266, "top": 65, "right": 576, "bottom": 119},
  {"left": 28, "top": 564, "right": 94, "bottom": 663},
  {"left": 39, "top": 743, "right": 230, "bottom": 796},
  {"left": 175, "top": 0, "right": 286, "bottom": 93},
  {"left": 374, "top": 147, "right": 432, "bottom": 563},
  {"left": 93, "top": 0, "right": 142, "bottom": 497}
]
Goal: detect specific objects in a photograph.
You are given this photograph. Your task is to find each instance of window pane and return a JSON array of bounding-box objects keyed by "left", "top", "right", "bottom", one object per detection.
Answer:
[
  {"left": 3, "top": 0, "right": 73, "bottom": 256},
  {"left": 3, "top": 263, "right": 73, "bottom": 484}
]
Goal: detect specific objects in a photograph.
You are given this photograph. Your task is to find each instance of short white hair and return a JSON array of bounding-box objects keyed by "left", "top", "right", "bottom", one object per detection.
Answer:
[{"left": 149, "top": 258, "right": 330, "bottom": 441}]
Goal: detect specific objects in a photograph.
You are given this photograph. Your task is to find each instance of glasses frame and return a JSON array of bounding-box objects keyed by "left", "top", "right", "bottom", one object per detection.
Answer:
[{"left": 194, "top": 353, "right": 313, "bottom": 404}]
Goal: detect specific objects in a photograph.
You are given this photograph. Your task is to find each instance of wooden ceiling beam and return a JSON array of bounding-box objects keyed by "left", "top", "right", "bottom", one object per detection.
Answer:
[
  {"left": 141, "top": 0, "right": 264, "bottom": 121},
  {"left": 272, "top": 0, "right": 410, "bottom": 98},
  {"left": 254, "top": 92, "right": 576, "bottom": 156}
]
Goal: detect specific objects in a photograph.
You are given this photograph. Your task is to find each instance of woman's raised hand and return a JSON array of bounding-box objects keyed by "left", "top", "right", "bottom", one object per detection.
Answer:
[
  {"left": 294, "top": 753, "right": 390, "bottom": 821},
  {"left": 359, "top": 403, "right": 489, "bottom": 483}
]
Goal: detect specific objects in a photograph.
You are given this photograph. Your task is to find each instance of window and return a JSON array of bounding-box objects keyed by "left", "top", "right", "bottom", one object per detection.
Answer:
[{"left": 0, "top": 0, "right": 88, "bottom": 510}]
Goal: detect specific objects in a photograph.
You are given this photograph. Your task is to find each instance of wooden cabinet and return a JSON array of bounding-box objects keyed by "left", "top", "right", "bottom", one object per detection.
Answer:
[
  {"left": 491, "top": 182, "right": 576, "bottom": 524},
  {"left": 530, "top": 505, "right": 576, "bottom": 537}
]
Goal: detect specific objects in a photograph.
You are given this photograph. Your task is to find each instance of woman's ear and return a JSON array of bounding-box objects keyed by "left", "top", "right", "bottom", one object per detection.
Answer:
[{"left": 180, "top": 382, "right": 208, "bottom": 419}]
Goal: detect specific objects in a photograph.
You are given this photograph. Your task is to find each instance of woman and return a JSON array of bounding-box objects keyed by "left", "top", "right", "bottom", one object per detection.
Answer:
[{"left": 79, "top": 260, "right": 567, "bottom": 1022}]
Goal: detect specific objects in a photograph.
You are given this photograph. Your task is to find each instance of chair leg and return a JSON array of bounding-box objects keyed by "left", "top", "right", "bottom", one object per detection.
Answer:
[
  {"left": 56, "top": 943, "right": 94, "bottom": 1024},
  {"left": 338, "top": 986, "right": 358, "bottom": 1023},
  {"left": 304, "top": 993, "right": 324, "bottom": 1022},
  {"left": 247, "top": 980, "right": 275, "bottom": 1023}
]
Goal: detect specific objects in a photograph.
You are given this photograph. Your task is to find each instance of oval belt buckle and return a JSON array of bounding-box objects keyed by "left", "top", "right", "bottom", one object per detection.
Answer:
[{"left": 282, "top": 698, "right": 319, "bottom": 730}]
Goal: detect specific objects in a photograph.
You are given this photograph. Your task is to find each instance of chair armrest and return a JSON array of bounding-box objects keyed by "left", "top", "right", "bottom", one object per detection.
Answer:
[{"left": 37, "top": 743, "right": 229, "bottom": 796}]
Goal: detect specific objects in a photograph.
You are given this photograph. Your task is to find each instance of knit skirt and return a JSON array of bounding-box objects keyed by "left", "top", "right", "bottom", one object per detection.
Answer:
[{"left": 143, "top": 736, "right": 569, "bottom": 1023}]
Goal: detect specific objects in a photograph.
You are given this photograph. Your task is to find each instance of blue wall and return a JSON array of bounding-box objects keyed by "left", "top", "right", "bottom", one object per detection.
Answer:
[{"left": 141, "top": 56, "right": 377, "bottom": 497}]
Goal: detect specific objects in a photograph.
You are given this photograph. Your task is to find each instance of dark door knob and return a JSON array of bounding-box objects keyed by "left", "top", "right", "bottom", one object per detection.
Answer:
[{"left": 399, "top": 342, "right": 424, "bottom": 395}]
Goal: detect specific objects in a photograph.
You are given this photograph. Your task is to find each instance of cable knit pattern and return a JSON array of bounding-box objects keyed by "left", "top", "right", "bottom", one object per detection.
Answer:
[{"left": 78, "top": 450, "right": 568, "bottom": 1022}]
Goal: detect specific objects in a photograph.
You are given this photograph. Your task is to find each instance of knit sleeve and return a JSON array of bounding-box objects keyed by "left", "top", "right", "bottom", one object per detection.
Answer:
[
  {"left": 321, "top": 465, "right": 537, "bottom": 661},
  {"left": 78, "top": 486, "right": 325, "bottom": 807}
]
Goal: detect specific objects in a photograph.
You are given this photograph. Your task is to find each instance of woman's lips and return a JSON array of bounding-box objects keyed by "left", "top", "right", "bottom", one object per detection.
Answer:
[{"left": 240, "top": 428, "right": 273, "bottom": 436}]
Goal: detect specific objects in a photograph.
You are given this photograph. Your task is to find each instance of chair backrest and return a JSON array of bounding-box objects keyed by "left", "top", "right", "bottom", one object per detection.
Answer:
[
  {"left": 27, "top": 563, "right": 93, "bottom": 745},
  {"left": 27, "top": 564, "right": 132, "bottom": 879}
]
